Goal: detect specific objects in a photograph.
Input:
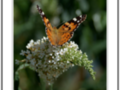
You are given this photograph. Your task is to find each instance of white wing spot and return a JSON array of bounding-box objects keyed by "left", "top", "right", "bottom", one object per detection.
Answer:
[
  {"left": 79, "top": 15, "right": 82, "bottom": 18},
  {"left": 73, "top": 18, "right": 77, "bottom": 21},
  {"left": 41, "top": 12, "right": 44, "bottom": 15},
  {"left": 77, "top": 20, "right": 80, "bottom": 23}
]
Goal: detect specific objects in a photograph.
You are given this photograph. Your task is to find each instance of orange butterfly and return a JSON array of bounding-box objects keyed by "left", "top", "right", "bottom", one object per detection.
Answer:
[{"left": 37, "top": 5, "right": 87, "bottom": 46}]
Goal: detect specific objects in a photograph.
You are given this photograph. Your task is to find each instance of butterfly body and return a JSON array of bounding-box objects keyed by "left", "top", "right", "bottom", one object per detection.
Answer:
[
  {"left": 47, "top": 27, "right": 66, "bottom": 46},
  {"left": 49, "top": 28, "right": 61, "bottom": 45},
  {"left": 37, "top": 5, "right": 87, "bottom": 46}
]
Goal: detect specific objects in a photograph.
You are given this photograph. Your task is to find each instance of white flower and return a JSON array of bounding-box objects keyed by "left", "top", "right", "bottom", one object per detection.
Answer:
[
  {"left": 26, "top": 50, "right": 30, "bottom": 54},
  {"left": 16, "top": 37, "right": 96, "bottom": 85},
  {"left": 47, "top": 48, "right": 52, "bottom": 53},
  {"left": 49, "top": 53, "right": 52, "bottom": 56},
  {"left": 32, "top": 51, "right": 36, "bottom": 55},
  {"left": 48, "top": 60, "right": 51, "bottom": 63},
  {"left": 26, "top": 54, "right": 32, "bottom": 60},
  {"left": 20, "top": 50, "right": 26, "bottom": 56},
  {"left": 38, "top": 52, "right": 45, "bottom": 58},
  {"left": 72, "top": 64, "right": 74, "bottom": 67},
  {"left": 67, "top": 61, "right": 70, "bottom": 63},
  {"left": 15, "top": 59, "right": 20, "bottom": 65},
  {"left": 38, "top": 60, "right": 41, "bottom": 65},
  {"left": 30, "top": 39, "right": 34, "bottom": 43},
  {"left": 30, "top": 58, "right": 36, "bottom": 66},
  {"left": 26, "top": 39, "right": 34, "bottom": 49}
]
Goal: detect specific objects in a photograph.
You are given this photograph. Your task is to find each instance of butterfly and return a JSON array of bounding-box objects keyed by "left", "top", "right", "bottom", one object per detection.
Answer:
[{"left": 37, "top": 5, "right": 87, "bottom": 46}]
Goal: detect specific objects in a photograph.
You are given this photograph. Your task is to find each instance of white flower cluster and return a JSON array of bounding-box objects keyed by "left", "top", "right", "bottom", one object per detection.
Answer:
[{"left": 16, "top": 37, "right": 95, "bottom": 85}]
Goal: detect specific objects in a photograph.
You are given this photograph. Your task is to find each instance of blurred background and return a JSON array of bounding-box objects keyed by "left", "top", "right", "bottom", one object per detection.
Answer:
[{"left": 14, "top": 0, "right": 106, "bottom": 90}]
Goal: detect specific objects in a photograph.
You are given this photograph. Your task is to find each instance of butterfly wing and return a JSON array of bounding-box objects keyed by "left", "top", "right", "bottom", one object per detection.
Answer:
[
  {"left": 57, "top": 15, "right": 87, "bottom": 45},
  {"left": 37, "top": 5, "right": 56, "bottom": 45},
  {"left": 37, "top": 5, "right": 87, "bottom": 46},
  {"left": 37, "top": 5, "right": 53, "bottom": 30}
]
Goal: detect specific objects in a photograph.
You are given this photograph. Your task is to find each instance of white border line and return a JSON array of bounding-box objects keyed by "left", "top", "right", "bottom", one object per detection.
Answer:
[
  {"left": 118, "top": 0, "right": 120, "bottom": 88},
  {"left": 3, "top": 0, "right": 13, "bottom": 90},
  {"left": 107, "top": 0, "right": 117, "bottom": 90},
  {"left": 118, "top": 0, "right": 119, "bottom": 89},
  {"left": 0, "top": 0, "right": 2, "bottom": 89}
]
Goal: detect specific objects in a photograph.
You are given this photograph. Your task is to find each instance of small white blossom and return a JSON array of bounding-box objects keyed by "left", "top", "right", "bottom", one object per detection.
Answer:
[
  {"left": 30, "top": 39, "right": 34, "bottom": 43},
  {"left": 48, "top": 60, "right": 51, "bottom": 63},
  {"left": 38, "top": 52, "right": 45, "bottom": 58},
  {"left": 26, "top": 39, "right": 34, "bottom": 49},
  {"left": 26, "top": 54, "right": 32, "bottom": 60},
  {"left": 72, "top": 64, "right": 74, "bottom": 67},
  {"left": 49, "top": 53, "right": 52, "bottom": 56},
  {"left": 26, "top": 50, "right": 30, "bottom": 54},
  {"left": 15, "top": 59, "right": 20, "bottom": 65},
  {"left": 67, "top": 61, "right": 69, "bottom": 63},
  {"left": 38, "top": 60, "right": 41, "bottom": 65},
  {"left": 30, "top": 58, "right": 36, "bottom": 66},
  {"left": 20, "top": 50, "right": 26, "bottom": 56}
]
